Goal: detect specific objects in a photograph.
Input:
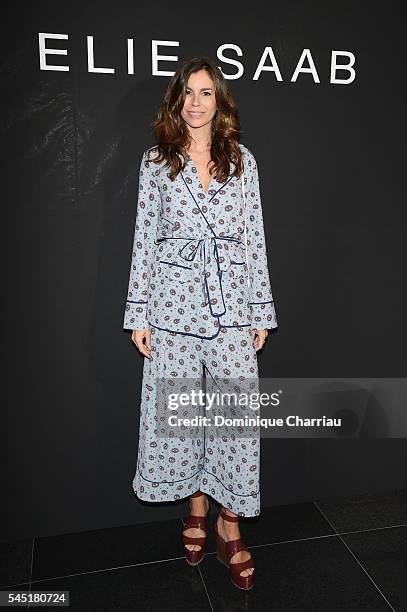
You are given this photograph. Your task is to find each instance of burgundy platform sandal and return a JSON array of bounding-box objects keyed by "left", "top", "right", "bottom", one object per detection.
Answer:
[
  {"left": 215, "top": 508, "right": 255, "bottom": 591},
  {"left": 182, "top": 490, "right": 208, "bottom": 566}
]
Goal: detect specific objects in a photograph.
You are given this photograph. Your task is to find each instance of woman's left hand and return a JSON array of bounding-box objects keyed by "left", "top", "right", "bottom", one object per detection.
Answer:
[{"left": 250, "top": 328, "right": 269, "bottom": 351}]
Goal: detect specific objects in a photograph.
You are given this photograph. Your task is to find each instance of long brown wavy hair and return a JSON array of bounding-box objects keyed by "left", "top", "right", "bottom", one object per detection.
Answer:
[{"left": 148, "top": 56, "right": 244, "bottom": 183}]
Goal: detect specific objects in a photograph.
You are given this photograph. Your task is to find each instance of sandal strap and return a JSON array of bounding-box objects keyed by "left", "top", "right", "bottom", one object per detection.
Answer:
[
  {"left": 182, "top": 534, "right": 206, "bottom": 547},
  {"left": 220, "top": 508, "right": 240, "bottom": 523},
  {"left": 184, "top": 515, "right": 207, "bottom": 531},
  {"left": 230, "top": 557, "right": 255, "bottom": 573},
  {"left": 226, "top": 538, "right": 247, "bottom": 558}
]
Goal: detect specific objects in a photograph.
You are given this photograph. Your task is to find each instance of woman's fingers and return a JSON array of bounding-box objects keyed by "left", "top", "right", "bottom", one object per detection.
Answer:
[
  {"left": 250, "top": 328, "right": 269, "bottom": 351},
  {"left": 131, "top": 329, "right": 152, "bottom": 358}
]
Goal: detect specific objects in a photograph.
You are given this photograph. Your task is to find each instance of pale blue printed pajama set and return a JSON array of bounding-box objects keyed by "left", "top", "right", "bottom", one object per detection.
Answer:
[{"left": 123, "top": 143, "right": 278, "bottom": 516}]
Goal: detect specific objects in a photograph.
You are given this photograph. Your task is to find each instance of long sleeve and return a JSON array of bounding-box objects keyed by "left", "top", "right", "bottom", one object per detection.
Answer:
[
  {"left": 244, "top": 149, "right": 278, "bottom": 330},
  {"left": 123, "top": 149, "right": 161, "bottom": 330}
]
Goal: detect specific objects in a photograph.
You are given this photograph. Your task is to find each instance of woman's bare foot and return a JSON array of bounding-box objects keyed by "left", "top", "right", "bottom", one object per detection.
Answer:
[
  {"left": 183, "top": 493, "right": 209, "bottom": 552},
  {"left": 216, "top": 507, "right": 254, "bottom": 577}
]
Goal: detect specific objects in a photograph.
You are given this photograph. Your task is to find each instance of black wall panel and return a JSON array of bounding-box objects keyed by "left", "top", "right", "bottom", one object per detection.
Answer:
[{"left": 1, "top": 0, "right": 406, "bottom": 541}]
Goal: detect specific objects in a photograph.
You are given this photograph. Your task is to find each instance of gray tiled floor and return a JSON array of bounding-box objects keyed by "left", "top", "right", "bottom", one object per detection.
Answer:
[{"left": 1, "top": 489, "right": 406, "bottom": 611}]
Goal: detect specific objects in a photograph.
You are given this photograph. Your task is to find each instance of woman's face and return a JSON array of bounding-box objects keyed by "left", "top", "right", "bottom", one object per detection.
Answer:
[{"left": 181, "top": 69, "right": 217, "bottom": 131}]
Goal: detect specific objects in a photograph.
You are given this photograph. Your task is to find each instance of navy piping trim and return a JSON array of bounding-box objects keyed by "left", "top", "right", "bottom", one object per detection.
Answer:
[
  {"left": 202, "top": 361, "right": 224, "bottom": 394},
  {"left": 158, "top": 233, "right": 241, "bottom": 316},
  {"left": 164, "top": 177, "right": 236, "bottom": 318},
  {"left": 127, "top": 300, "right": 148, "bottom": 304},
  {"left": 209, "top": 239, "right": 227, "bottom": 316},
  {"left": 202, "top": 361, "right": 207, "bottom": 462},
  {"left": 207, "top": 175, "right": 234, "bottom": 202},
  {"left": 157, "top": 235, "right": 241, "bottom": 244},
  {"left": 204, "top": 254, "right": 226, "bottom": 317},
  {"left": 248, "top": 300, "right": 274, "bottom": 305},
  {"left": 180, "top": 172, "right": 217, "bottom": 239},
  {"left": 159, "top": 260, "right": 192, "bottom": 270},
  {"left": 220, "top": 323, "right": 252, "bottom": 328},
  {"left": 137, "top": 467, "right": 259, "bottom": 497},
  {"left": 148, "top": 321, "right": 252, "bottom": 338},
  {"left": 148, "top": 321, "right": 222, "bottom": 340},
  {"left": 138, "top": 467, "right": 203, "bottom": 485},
  {"left": 203, "top": 468, "right": 259, "bottom": 497}
]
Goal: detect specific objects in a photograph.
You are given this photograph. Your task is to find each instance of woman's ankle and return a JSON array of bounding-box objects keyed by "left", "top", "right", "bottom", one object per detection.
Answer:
[
  {"left": 190, "top": 494, "right": 209, "bottom": 515},
  {"left": 221, "top": 506, "right": 237, "bottom": 517},
  {"left": 218, "top": 510, "right": 241, "bottom": 538}
]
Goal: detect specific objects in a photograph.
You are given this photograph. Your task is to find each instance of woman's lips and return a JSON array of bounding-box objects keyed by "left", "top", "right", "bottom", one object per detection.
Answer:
[{"left": 188, "top": 111, "right": 204, "bottom": 117}]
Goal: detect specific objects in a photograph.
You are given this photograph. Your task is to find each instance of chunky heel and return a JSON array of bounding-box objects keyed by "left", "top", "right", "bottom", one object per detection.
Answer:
[
  {"left": 182, "top": 490, "right": 208, "bottom": 566},
  {"left": 214, "top": 508, "right": 255, "bottom": 591},
  {"left": 215, "top": 530, "right": 229, "bottom": 567}
]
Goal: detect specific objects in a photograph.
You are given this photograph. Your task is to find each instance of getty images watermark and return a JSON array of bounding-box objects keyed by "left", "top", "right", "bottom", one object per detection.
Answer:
[
  {"left": 153, "top": 377, "right": 407, "bottom": 439},
  {"left": 166, "top": 387, "right": 340, "bottom": 429}
]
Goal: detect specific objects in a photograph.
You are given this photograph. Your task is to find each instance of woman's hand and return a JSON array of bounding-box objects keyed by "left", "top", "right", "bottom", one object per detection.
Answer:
[
  {"left": 250, "top": 328, "right": 269, "bottom": 351},
  {"left": 131, "top": 328, "right": 152, "bottom": 359}
]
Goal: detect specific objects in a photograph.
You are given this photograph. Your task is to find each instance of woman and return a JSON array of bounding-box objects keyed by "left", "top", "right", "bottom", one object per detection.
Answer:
[{"left": 123, "top": 56, "right": 278, "bottom": 591}]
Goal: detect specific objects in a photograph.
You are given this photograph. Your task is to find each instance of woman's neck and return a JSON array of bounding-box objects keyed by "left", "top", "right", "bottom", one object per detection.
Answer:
[{"left": 187, "top": 126, "right": 212, "bottom": 153}]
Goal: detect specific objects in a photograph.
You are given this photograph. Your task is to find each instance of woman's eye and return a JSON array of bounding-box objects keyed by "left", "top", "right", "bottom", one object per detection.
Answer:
[{"left": 185, "top": 90, "right": 212, "bottom": 95}]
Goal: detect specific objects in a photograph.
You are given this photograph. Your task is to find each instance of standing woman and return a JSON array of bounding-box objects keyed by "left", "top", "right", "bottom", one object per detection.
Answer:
[{"left": 123, "top": 56, "right": 278, "bottom": 591}]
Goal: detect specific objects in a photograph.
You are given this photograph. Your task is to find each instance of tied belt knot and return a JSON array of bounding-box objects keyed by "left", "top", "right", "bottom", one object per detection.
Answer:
[{"left": 156, "top": 234, "right": 244, "bottom": 316}]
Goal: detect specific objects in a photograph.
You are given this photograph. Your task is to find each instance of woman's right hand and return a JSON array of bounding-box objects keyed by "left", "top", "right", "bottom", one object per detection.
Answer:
[{"left": 131, "top": 329, "right": 152, "bottom": 359}]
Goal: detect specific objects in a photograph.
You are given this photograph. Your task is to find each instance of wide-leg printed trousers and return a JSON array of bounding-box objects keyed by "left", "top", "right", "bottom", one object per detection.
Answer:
[{"left": 133, "top": 325, "right": 261, "bottom": 517}]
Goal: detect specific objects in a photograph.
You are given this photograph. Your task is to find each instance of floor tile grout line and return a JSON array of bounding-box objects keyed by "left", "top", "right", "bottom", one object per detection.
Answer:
[
  {"left": 3, "top": 518, "right": 406, "bottom": 592},
  {"left": 196, "top": 564, "right": 215, "bottom": 612},
  {"left": 205, "top": 516, "right": 407, "bottom": 538},
  {"left": 1, "top": 525, "right": 190, "bottom": 593},
  {"left": 245, "top": 521, "right": 407, "bottom": 550},
  {"left": 247, "top": 532, "right": 340, "bottom": 549},
  {"left": 313, "top": 501, "right": 396, "bottom": 612},
  {"left": 1, "top": 556, "right": 188, "bottom": 590},
  {"left": 181, "top": 512, "right": 214, "bottom": 611},
  {"left": 28, "top": 538, "right": 34, "bottom": 610},
  {"left": 328, "top": 522, "right": 407, "bottom": 536}
]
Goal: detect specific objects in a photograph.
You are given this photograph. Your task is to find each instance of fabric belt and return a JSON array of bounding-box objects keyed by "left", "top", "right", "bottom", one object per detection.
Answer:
[{"left": 156, "top": 235, "right": 243, "bottom": 316}]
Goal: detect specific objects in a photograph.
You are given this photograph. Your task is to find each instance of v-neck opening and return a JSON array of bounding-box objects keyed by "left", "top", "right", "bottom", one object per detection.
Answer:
[{"left": 187, "top": 154, "right": 215, "bottom": 195}]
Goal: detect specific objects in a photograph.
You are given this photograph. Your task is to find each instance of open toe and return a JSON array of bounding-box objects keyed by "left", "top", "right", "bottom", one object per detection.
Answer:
[
  {"left": 182, "top": 491, "right": 209, "bottom": 566},
  {"left": 214, "top": 508, "right": 255, "bottom": 590}
]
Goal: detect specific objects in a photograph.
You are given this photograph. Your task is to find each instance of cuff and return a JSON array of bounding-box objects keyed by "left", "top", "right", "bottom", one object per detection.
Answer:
[
  {"left": 123, "top": 301, "right": 149, "bottom": 330},
  {"left": 249, "top": 301, "right": 278, "bottom": 330}
]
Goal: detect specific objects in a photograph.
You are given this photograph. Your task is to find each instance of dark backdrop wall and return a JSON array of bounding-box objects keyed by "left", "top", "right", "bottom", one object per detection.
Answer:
[{"left": 1, "top": 1, "right": 406, "bottom": 542}]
